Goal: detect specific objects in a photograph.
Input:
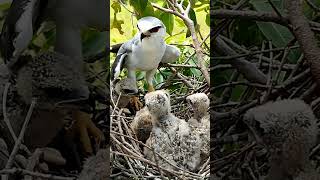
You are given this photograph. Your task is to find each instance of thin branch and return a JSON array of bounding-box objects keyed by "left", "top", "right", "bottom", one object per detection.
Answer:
[
  {"left": 3, "top": 98, "right": 37, "bottom": 180},
  {"left": 2, "top": 82, "right": 17, "bottom": 142},
  {"left": 212, "top": 9, "right": 320, "bottom": 29},
  {"left": 0, "top": 168, "right": 75, "bottom": 180},
  {"left": 152, "top": 1, "right": 210, "bottom": 86}
]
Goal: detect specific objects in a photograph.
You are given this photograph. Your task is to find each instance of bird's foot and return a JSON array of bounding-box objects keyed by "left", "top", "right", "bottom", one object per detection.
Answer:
[
  {"left": 72, "top": 110, "right": 105, "bottom": 155},
  {"left": 129, "top": 96, "right": 143, "bottom": 111}
]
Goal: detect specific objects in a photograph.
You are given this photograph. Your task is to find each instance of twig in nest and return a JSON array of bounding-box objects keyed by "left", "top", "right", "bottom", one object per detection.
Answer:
[
  {"left": 3, "top": 98, "right": 37, "bottom": 180},
  {"left": 0, "top": 168, "right": 75, "bottom": 180},
  {"left": 2, "top": 82, "right": 17, "bottom": 142}
]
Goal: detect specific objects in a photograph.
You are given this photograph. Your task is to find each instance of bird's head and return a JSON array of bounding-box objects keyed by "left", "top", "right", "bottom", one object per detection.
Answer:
[
  {"left": 186, "top": 93, "right": 209, "bottom": 121},
  {"left": 145, "top": 90, "right": 171, "bottom": 119},
  {"left": 137, "top": 16, "right": 166, "bottom": 41}
]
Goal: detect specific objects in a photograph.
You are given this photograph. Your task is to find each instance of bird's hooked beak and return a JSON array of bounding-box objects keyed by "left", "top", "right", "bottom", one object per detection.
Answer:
[
  {"left": 139, "top": 25, "right": 163, "bottom": 41},
  {"left": 140, "top": 32, "right": 151, "bottom": 41}
]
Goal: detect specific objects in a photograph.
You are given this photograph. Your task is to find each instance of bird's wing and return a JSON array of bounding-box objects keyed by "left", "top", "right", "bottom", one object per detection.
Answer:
[
  {"left": 0, "top": 0, "right": 48, "bottom": 68},
  {"left": 111, "top": 38, "right": 136, "bottom": 81},
  {"left": 160, "top": 44, "right": 180, "bottom": 63}
]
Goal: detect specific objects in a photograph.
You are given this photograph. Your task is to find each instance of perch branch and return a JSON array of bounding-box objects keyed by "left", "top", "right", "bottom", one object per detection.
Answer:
[{"left": 285, "top": 0, "right": 320, "bottom": 86}]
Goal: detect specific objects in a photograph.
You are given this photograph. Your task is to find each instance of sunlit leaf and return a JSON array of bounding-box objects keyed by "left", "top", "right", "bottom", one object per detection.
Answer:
[{"left": 160, "top": 13, "right": 174, "bottom": 35}]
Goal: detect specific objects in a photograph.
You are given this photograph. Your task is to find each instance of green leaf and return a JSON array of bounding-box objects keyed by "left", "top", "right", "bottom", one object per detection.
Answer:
[
  {"left": 250, "top": 0, "right": 300, "bottom": 62},
  {"left": 111, "top": 2, "right": 121, "bottom": 13},
  {"left": 111, "top": 0, "right": 124, "bottom": 34},
  {"left": 82, "top": 31, "right": 107, "bottom": 56},
  {"left": 160, "top": 13, "right": 174, "bottom": 35},
  {"left": 188, "top": 60, "right": 201, "bottom": 77},
  {"left": 189, "top": 8, "right": 198, "bottom": 26},
  {"left": 112, "top": 16, "right": 124, "bottom": 34},
  {"left": 140, "top": 2, "right": 155, "bottom": 18},
  {"left": 129, "top": 0, "right": 148, "bottom": 16},
  {"left": 205, "top": 13, "right": 210, "bottom": 26},
  {"left": 154, "top": 72, "right": 164, "bottom": 85}
]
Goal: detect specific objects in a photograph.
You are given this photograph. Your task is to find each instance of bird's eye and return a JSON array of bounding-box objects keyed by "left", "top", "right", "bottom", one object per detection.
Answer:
[{"left": 149, "top": 26, "right": 162, "bottom": 33}]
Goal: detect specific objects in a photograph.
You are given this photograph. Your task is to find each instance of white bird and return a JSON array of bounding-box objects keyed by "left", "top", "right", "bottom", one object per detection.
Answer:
[{"left": 111, "top": 16, "right": 180, "bottom": 94}]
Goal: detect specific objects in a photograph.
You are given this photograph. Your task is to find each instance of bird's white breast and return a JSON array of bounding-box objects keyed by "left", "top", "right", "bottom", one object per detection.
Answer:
[{"left": 126, "top": 37, "right": 166, "bottom": 71}]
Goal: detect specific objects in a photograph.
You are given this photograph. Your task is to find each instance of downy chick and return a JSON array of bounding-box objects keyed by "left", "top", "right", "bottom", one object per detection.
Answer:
[
  {"left": 186, "top": 93, "right": 210, "bottom": 161},
  {"left": 144, "top": 90, "right": 202, "bottom": 172},
  {"left": 243, "top": 99, "right": 319, "bottom": 180}
]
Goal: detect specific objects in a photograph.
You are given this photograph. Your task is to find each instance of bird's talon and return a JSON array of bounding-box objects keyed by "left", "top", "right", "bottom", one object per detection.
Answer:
[{"left": 73, "top": 111, "right": 104, "bottom": 155}]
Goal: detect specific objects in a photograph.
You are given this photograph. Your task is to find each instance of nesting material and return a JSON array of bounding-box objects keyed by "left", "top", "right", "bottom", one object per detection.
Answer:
[
  {"left": 144, "top": 90, "right": 202, "bottom": 172},
  {"left": 243, "top": 99, "right": 319, "bottom": 180},
  {"left": 186, "top": 93, "right": 210, "bottom": 160}
]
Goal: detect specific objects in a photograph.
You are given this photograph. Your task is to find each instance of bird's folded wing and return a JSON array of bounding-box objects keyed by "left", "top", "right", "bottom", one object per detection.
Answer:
[
  {"left": 160, "top": 44, "right": 180, "bottom": 63},
  {"left": 0, "top": 0, "right": 47, "bottom": 68},
  {"left": 111, "top": 40, "right": 133, "bottom": 81}
]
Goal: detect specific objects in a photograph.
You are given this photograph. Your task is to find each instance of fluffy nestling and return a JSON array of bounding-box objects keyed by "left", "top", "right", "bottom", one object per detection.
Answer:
[
  {"left": 130, "top": 107, "right": 153, "bottom": 143},
  {"left": 186, "top": 93, "right": 210, "bottom": 161},
  {"left": 78, "top": 148, "right": 109, "bottom": 180},
  {"left": 144, "top": 90, "right": 202, "bottom": 172},
  {"left": 243, "top": 99, "right": 319, "bottom": 180}
]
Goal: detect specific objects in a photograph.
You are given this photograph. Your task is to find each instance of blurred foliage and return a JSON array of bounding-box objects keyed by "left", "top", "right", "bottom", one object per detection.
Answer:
[
  {"left": 212, "top": 0, "right": 320, "bottom": 100},
  {"left": 110, "top": 0, "right": 210, "bottom": 94}
]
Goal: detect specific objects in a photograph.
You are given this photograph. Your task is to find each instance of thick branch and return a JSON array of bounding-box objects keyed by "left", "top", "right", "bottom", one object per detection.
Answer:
[
  {"left": 214, "top": 36, "right": 267, "bottom": 84},
  {"left": 211, "top": 9, "right": 320, "bottom": 29},
  {"left": 212, "top": 9, "right": 289, "bottom": 27},
  {"left": 285, "top": 0, "right": 320, "bottom": 86}
]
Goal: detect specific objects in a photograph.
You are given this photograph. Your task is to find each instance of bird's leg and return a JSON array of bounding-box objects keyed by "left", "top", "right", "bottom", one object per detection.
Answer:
[
  {"left": 128, "top": 70, "right": 143, "bottom": 111},
  {"left": 72, "top": 110, "right": 105, "bottom": 155},
  {"left": 146, "top": 69, "right": 157, "bottom": 92},
  {"left": 55, "top": 24, "right": 82, "bottom": 60},
  {"left": 148, "top": 85, "right": 155, "bottom": 92}
]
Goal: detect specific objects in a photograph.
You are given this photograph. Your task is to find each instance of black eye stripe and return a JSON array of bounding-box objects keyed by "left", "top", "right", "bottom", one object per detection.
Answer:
[{"left": 149, "top": 26, "right": 162, "bottom": 33}]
